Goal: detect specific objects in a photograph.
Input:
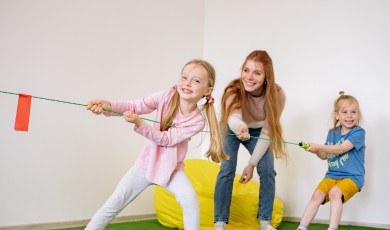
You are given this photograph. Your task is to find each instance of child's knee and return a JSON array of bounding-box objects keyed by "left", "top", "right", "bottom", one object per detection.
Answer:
[
  {"left": 328, "top": 186, "right": 343, "bottom": 201},
  {"left": 311, "top": 190, "right": 326, "bottom": 203},
  {"left": 176, "top": 189, "right": 198, "bottom": 206}
]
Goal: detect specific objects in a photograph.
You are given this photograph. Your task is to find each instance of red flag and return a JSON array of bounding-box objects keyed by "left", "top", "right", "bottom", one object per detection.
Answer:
[{"left": 14, "top": 94, "right": 32, "bottom": 131}]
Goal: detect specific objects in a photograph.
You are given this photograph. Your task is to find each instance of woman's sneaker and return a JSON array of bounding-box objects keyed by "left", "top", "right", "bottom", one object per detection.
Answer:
[
  {"left": 260, "top": 221, "right": 276, "bottom": 230},
  {"left": 215, "top": 221, "right": 226, "bottom": 230},
  {"left": 261, "top": 224, "right": 276, "bottom": 230}
]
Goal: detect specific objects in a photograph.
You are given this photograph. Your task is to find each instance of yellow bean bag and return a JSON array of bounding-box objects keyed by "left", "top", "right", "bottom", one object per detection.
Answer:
[{"left": 155, "top": 159, "right": 283, "bottom": 230}]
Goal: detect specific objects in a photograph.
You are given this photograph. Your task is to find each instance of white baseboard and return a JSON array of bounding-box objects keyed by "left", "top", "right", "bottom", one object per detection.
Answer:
[
  {"left": 282, "top": 216, "right": 390, "bottom": 229},
  {"left": 2, "top": 215, "right": 389, "bottom": 230},
  {"left": 0, "top": 214, "right": 157, "bottom": 230}
]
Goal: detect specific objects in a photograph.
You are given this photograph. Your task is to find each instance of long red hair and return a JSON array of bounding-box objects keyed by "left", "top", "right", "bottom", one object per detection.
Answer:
[{"left": 220, "top": 51, "right": 287, "bottom": 159}]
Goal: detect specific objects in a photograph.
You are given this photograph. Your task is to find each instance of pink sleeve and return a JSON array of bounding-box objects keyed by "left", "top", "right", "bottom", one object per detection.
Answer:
[
  {"left": 108, "top": 89, "right": 169, "bottom": 116},
  {"left": 134, "top": 115, "right": 205, "bottom": 146}
]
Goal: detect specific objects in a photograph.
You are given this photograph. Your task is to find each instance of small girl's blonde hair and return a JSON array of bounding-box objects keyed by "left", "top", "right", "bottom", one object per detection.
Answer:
[{"left": 333, "top": 91, "right": 362, "bottom": 130}]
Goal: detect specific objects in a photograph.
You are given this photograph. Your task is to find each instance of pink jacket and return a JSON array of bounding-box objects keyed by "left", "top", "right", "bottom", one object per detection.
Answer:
[{"left": 107, "top": 87, "right": 205, "bottom": 186}]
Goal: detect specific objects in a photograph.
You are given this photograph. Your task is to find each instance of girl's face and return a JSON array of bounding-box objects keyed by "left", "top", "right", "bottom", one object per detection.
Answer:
[
  {"left": 241, "top": 60, "right": 266, "bottom": 96},
  {"left": 335, "top": 102, "right": 360, "bottom": 132},
  {"left": 177, "top": 63, "right": 213, "bottom": 103}
]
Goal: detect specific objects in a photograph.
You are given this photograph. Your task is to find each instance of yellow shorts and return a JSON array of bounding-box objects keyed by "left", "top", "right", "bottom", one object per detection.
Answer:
[{"left": 316, "top": 178, "right": 359, "bottom": 204}]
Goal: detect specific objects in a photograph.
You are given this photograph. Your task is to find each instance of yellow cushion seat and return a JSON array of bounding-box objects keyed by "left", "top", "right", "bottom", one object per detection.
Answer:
[{"left": 154, "top": 159, "right": 283, "bottom": 230}]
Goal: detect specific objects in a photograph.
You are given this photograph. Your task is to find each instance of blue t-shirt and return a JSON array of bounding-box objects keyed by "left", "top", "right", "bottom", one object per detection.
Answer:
[{"left": 324, "top": 125, "right": 366, "bottom": 190}]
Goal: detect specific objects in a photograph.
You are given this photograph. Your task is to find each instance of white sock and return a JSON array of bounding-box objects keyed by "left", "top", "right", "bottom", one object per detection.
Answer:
[
  {"left": 260, "top": 220, "right": 270, "bottom": 225},
  {"left": 328, "top": 228, "right": 337, "bottom": 230},
  {"left": 260, "top": 220, "right": 273, "bottom": 228},
  {"left": 298, "top": 224, "right": 307, "bottom": 230}
]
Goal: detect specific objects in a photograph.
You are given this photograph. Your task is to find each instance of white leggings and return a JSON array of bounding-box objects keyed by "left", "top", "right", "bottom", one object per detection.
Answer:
[{"left": 85, "top": 165, "right": 200, "bottom": 230}]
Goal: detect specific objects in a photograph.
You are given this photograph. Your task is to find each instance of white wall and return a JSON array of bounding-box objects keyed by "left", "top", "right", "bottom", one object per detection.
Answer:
[
  {"left": 0, "top": 0, "right": 205, "bottom": 226},
  {"left": 2, "top": 0, "right": 390, "bottom": 228},
  {"left": 204, "top": 0, "right": 390, "bottom": 227}
]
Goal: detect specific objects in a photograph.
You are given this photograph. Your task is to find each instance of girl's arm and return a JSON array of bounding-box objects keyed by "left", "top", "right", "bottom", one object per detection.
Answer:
[
  {"left": 105, "top": 89, "right": 172, "bottom": 116},
  {"left": 87, "top": 100, "right": 112, "bottom": 114},
  {"left": 123, "top": 111, "right": 144, "bottom": 126},
  {"left": 307, "top": 140, "right": 354, "bottom": 159},
  {"left": 134, "top": 115, "right": 205, "bottom": 147}
]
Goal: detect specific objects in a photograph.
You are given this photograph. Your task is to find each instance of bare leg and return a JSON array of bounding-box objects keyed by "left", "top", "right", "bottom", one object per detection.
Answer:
[
  {"left": 299, "top": 190, "right": 326, "bottom": 227},
  {"left": 328, "top": 186, "right": 343, "bottom": 229}
]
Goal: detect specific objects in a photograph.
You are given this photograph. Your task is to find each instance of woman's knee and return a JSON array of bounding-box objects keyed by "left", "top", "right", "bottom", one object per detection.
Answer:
[
  {"left": 219, "top": 161, "right": 237, "bottom": 176},
  {"left": 257, "top": 160, "right": 275, "bottom": 178}
]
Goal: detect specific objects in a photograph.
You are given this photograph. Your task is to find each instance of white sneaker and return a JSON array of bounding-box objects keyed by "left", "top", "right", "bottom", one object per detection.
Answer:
[
  {"left": 215, "top": 221, "right": 226, "bottom": 230},
  {"left": 261, "top": 224, "right": 276, "bottom": 230}
]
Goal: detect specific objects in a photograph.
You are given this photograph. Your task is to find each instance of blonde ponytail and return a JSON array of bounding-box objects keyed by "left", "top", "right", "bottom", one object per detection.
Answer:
[{"left": 202, "top": 102, "right": 229, "bottom": 163}]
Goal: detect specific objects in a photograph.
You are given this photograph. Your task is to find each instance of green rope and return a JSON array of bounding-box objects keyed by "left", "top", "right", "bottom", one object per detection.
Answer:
[
  {"left": 1, "top": 90, "right": 299, "bottom": 146},
  {"left": 0, "top": 90, "right": 165, "bottom": 125},
  {"left": 202, "top": 131, "right": 299, "bottom": 146},
  {"left": 243, "top": 134, "right": 299, "bottom": 145}
]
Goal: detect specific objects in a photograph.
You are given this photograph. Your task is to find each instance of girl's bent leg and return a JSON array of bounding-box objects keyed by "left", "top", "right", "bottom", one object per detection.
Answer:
[
  {"left": 329, "top": 186, "right": 343, "bottom": 229},
  {"left": 299, "top": 189, "right": 326, "bottom": 227},
  {"left": 85, "top": 166, "right": 151, "bottom": 230},
  {"left": 165, "top": 171, "right": 200, "bottom": 230}
]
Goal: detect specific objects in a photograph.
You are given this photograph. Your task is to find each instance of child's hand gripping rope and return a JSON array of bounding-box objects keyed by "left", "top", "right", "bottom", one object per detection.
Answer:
[{"left": 299, "top": 141, "right": 310, "bottom": 150}]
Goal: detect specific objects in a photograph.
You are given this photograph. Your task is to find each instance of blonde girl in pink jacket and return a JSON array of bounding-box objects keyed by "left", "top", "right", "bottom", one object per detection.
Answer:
[{"left": 85, "top": 59, "right": 228, "bottom": 230}]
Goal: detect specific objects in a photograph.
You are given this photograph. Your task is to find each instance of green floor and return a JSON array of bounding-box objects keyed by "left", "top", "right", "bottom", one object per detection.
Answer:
[{"left": 55, "top": 219, "right": 388, "bottom": 230}]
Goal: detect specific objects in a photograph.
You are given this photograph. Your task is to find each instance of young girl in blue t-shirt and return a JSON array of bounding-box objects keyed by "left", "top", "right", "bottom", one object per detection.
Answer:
[{"left": 297, "top": 91, "right": 365, "bottom": 230}]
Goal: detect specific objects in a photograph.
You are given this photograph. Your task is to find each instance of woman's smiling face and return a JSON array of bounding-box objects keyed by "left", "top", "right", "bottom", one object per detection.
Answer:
[{"left": 241, "top": 60, "right": 266, "bottom": 96}]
